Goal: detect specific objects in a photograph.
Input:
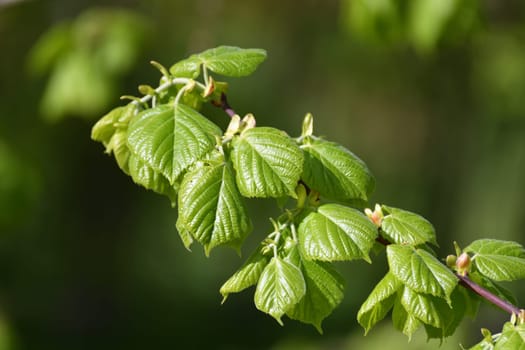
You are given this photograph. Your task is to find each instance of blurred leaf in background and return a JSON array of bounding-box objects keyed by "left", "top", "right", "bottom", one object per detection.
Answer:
[
  {"left": 341, "top": 0, "right": 479, "bottom": 53},
  {"left": 27, "top": 8, "right": 149, "bottom": 122}
]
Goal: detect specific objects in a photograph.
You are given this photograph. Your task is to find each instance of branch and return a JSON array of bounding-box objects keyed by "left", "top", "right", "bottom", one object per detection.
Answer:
[
  {"left": 456, "top": 273, "right": 522, "bottom": 316},
  {"left": 212, "top": 93, "right": 236, "bottom": 117},
  {"left": 374, "top": 235, "right": 523, "bottom": 317}
]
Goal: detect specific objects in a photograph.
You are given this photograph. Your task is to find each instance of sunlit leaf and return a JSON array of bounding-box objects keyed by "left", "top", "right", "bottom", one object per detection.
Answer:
[
  {"left": 400, "top": 286, "right": 449, "bottom": 329},
  {"left": 127, "top": 103, "right": 222, "bottom": 184},
  {"left": 231, "top": 127, "right": 303, "bottom": 198},
  {"left": 381, "top": 205, "right": 437, "bottom": 246},
  {"left": 465, "top": 239, "right": 525, "bottom": 281},
  {"left": 387, "top": 244, "right": 457, "bottom": 302},
  {"left": 287, "top": 259, "right": 345, "bottom": 333},
  {"left": 254, "top": 257, "right": 306, "bottom": 325},
  {"left": 301, "top": 137, "right": 375, "bottom": 202},
  {"left": 220, "top": 246, "right": 271, "bottom": 302},
  {"left": 494, "top": 322, "right": 525, "bottom": 350},
  {"left": 176, "top": 158, "right": 252, "bottom": 255},
  {"left": 357, "top": 272, "right": 401, "bottom": 333},
  {"left": 298, "top": 203, "right": 378, "bottom": 262},
  {"left": 197, "top": 46, "right": 267, "bottom": 77}
]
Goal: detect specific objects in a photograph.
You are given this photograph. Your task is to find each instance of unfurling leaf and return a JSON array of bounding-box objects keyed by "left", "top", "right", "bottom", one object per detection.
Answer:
[
  {"left": 176, "top": 158, "right": 252, "bottom": 255},
  {"left": 301, "top": 137, "right": 375, "bottom": 203},
  {"left": 465, "top": 239, "right": 525, "bottom": 281},
  {"left": 381, "top": 205, "right": 437, "bottom": 246},
  {"left": 254, "top": 257, "right": 306, "bottom": 325},
  {"left": 298, "top": 203, "right": 378, "bottom": 262},
  {"left": 387, "top": 244, "right": 457, "bottom": 302},
  {"left": 231, "top": 127, "right": 303, "bottom": 198},
  {"left": 127, "top": 103, "right": 222, "bottom": 184}
]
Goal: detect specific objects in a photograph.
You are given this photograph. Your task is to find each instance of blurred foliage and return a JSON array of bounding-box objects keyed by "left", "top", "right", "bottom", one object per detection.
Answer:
[
  {"left": 0, "top": 141, "right": 40, "bottom": 231},
  {"left": 341, "top": 0, "right": 479, "bottom": 53},
  {"left": 0, "top": 0, "right": 524, "bottom": 349},
  {"left": 27, "top": 7, "right": 149, "bottom": 121}
]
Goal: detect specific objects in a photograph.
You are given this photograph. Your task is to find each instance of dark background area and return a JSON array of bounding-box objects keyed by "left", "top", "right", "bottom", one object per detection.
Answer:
[{"left": 1, "top": 0, "right": 524, "bottom": 349}]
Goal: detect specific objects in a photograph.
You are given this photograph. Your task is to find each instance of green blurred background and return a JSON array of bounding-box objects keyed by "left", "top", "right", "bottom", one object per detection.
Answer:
[{"left": 1, "top": 0, "right": 525, "bottom": 349}]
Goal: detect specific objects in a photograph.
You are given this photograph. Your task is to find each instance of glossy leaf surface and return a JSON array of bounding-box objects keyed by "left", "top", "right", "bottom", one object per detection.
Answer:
[
  {"left": 254, "top": 257, "right": 306, "bottom": 325},
  {"left": 298, "top": 204, "right": 378, "bottom": 262},
  {"left": 127, "top": 104, "right": 222, "bottom": 184},
  {"left": 231, "top": 127, "right": 303, "bottom": 198},
  {"left": 301, "top": 137, "right": 375, "bottom": 202}
]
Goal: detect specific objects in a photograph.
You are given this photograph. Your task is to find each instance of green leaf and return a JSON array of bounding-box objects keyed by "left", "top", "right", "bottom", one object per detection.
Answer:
[
  {"left": 176, "top": 158, "right": 252, "bottom": 255},
  {"left": 286, "top": 259, "right": 345, "bottom": 333},
  {"left": 301, "top": 137, "right": 375, "bottom": 202},
  {"left": 127, "top": 103, "right": 222, "bottom": 184},
  {"left": 400, "top": 286, "right": 450, "bottom": 329},
  {"left": 107, "top": 129, "right": 131, "bottom": 174},
  {"left": 197, "top": 46, "right": 267, "bottom": 77},
  {"left": 494, "top": 322, "right": 525, "bottom": 350},
  {"left": 357, "top": 272, "right": 402, "bottom": 334},
  {"left": 128, "top": 154, "right": 177, "bottom": 205},
  {"left": 392, "top": 298, "right": 421, "bottom": 340},
  {"left": 298, "top": 203, "right": 378, "bottom": 262},
  {"left": 231, "top": 127, "right": 303, "bottom": 198},
  {"left": 169, "top": 56, "right": 202, "bottom": 78},
  {"left": 380, "top": 205, "right": 437, "bottom": 246},
  {"left": 387, "top": 244, "right": 457, "bottom": 302},
  {"left": 465, "top": 239, "right": 525, "bottom": 281},
  {"left": 91, "top": 106, "right": 124, "bottom": 146},
  {"left": 423, "top": 286, "right": 469, "bottom": 339},
  {"left": 254, "top": 257, "right": 306, "bottom": 325},
  {"left": 220, "top": 246, "right": 271, "bottom": 302},
  {"left": 169, "top": 46, "right": 267, "bottom": 79},
  {"left": 27, "top": 21, "right": 72, "bottom": 76}
]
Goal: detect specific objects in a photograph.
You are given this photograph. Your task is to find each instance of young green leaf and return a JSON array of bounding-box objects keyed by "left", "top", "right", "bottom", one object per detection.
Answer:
[
  {"left": 231, "top": 127, "right": 303, "bottom": 198},
  {"left": 465, "top": 239, "right": 525, "bottom": 281},
  {"left": 220, "top": 246, "right": 271, "bottom": 302},
  {"left": 169, "top": 56, "right": 201, "bottom": 78},
  {"left": 357, "top": 272, "right": 402, "bottom": 334},
  {"left": 380, "top": 205, "right": 437, "bottom": 246},
  {"left": 392, "top": 298, "right": 421, "bottom": 340},
  {"left": 196, "top": 46, "right": 267, "bottom": 77},
  {"left": 400, "top": 286, "right": 450, "bottom": 329},
  {"left": 128, "top": 154, "right": 177, "bottom": 206},
  {"left": 423, "top": 287, "right": 469, "bottom": 339},
  {"left": 493, "top": 322, "right": 525, "bottom": 349},
  {"left": 387, "top": 244, "right": 457, "bottom": 302},
  {"left": 91, "top": 105, "right": 124, "bottom": 146},
  {"left": 176, "top": 159, "right": 252, "bottom": 255},
  {"left": 300, "top": 137, "right": 375, "bottom": 202},
  {"left": 298, "top": 203, "right": 378, "bottom": 262},
  {"left": 254, "top": 257, "right": 306, "bottom": 325},
  {"left": 127, "top": 103, "right": 222, "bottom": 184},
  {"left": 286, "top": 259, "right": 345, "bottom": 333}
]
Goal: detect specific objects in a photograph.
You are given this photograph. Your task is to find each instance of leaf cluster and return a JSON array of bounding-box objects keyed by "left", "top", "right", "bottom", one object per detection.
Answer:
[{"left": 91, "top": 46, "right": 525, "bottom": 346}]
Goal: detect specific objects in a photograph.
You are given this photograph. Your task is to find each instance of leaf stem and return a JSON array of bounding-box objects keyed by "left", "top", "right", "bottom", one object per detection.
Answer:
[
  {"left": 456, "top": 273, "right": 522, "bottom": 316},
  {"left": 212, "top": 93, "right": 237, "bottom": 117},
  {"left": 132, "top": 77, "right": 206, "bottom": 106}
]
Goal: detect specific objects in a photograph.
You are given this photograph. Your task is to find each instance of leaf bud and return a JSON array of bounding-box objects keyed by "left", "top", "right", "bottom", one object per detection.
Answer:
[
  {"left": 456, "top": 252, "right": 471, "bottom": 276},
  {"left": 446, "top": 254, "right": 457, "bottom": 267},
  {"left": 364, "top": 204, "right": 383, "bottom": 227}
]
